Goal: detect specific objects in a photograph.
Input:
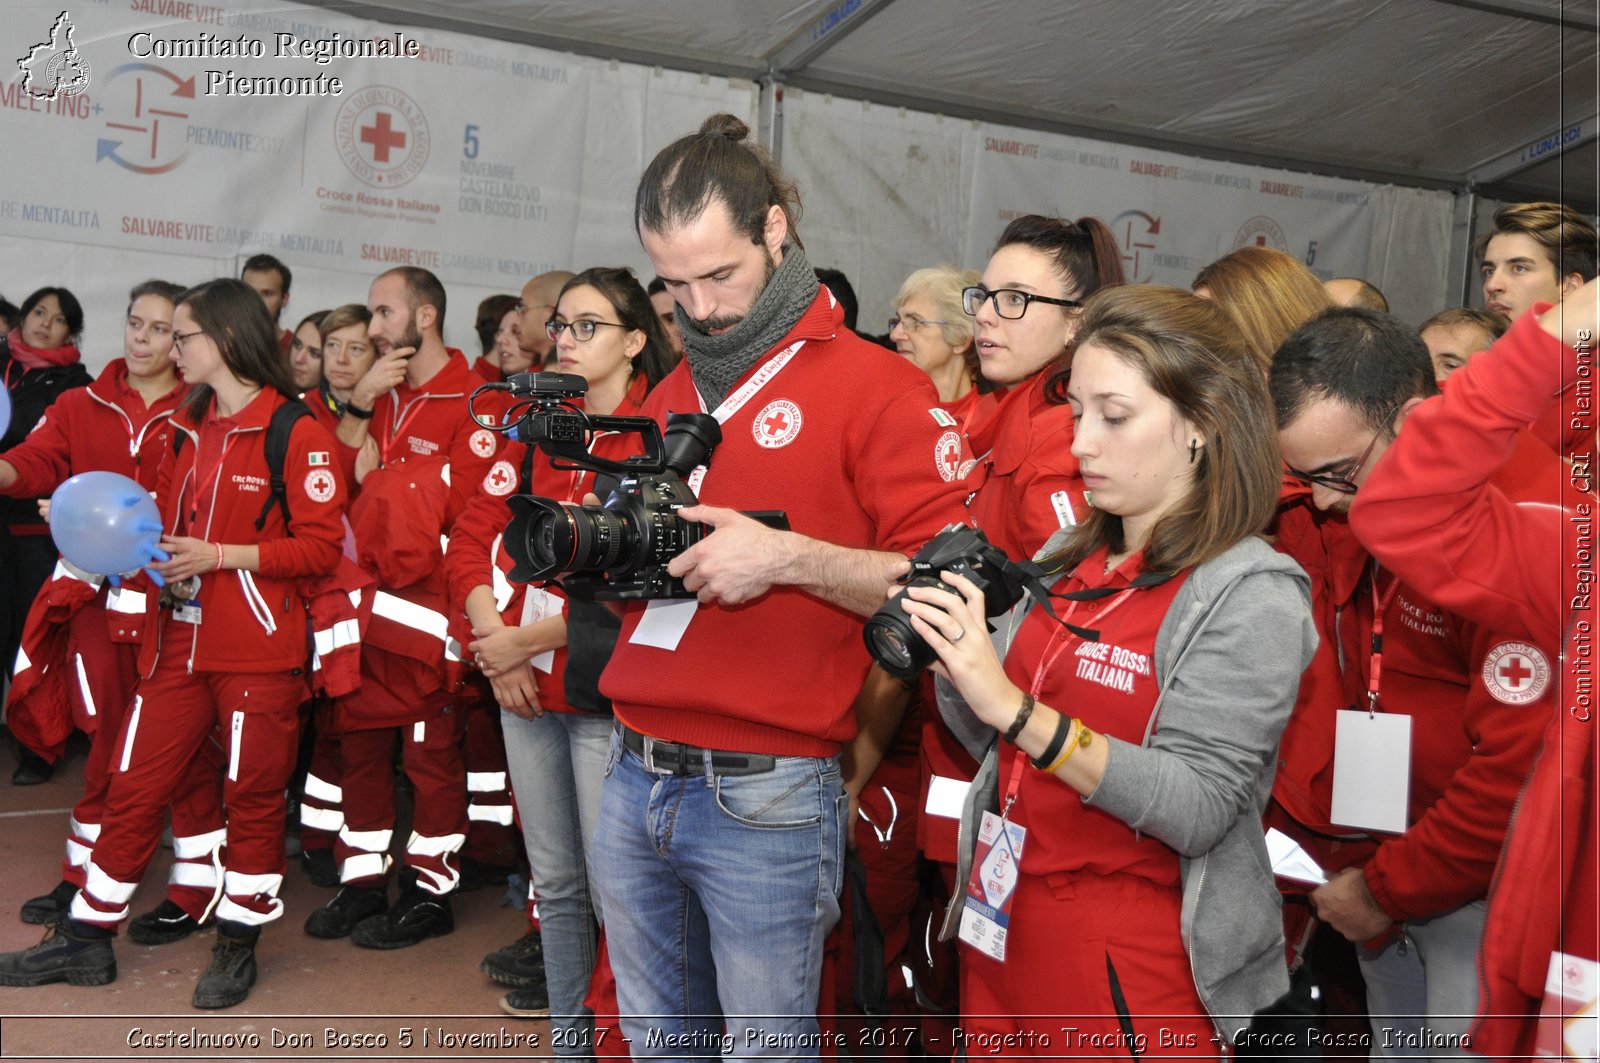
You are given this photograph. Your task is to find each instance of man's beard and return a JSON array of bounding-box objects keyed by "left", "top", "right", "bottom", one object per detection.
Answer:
[{"left": 688, "top": 252, "right": 777, "bottom": 333}]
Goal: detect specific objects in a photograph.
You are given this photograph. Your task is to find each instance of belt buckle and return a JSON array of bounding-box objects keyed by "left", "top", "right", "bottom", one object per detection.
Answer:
[{"left": 640, "top": 735, "right": 660, "bottom": 774}]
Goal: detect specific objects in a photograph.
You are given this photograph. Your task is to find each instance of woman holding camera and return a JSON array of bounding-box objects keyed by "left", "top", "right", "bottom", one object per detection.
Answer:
[
  {"left": 447, "top": 267, "right": 674, "bottom": 1043},
  {"left": 901, "top": 286, "right": 1315, "bottom": 1053}
]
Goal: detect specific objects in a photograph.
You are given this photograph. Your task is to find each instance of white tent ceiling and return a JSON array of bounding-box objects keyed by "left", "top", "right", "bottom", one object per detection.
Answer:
[{"left": 315, "top": 0, "right": 1599, "bottom": 211}]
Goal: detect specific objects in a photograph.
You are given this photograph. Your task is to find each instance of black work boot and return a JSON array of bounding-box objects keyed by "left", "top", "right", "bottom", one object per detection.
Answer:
[
  {"left": 303, "top": 885, "right": 387, "bottom": 939},
  {"left": 0, "top": 920, "right": 116, "bottom": 987},
  {"left": 480, "top": 927, "right": 545, "bottom": 987},
  {"left": 128, "top": 899, "right": 203, "bottom": 945},
  {"left": 19, "top": 880, "right": 77, "bottom": 925},
  {"left": 351, "top": 884, "right": 454, "bottom": 949},
  {"left": 192, "top": 921, "right": 259, "bottom": 1009}
]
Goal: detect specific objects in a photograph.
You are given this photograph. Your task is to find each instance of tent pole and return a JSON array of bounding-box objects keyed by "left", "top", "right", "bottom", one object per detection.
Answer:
[
  {"left": 759, "top": 76, "right": 785, "bottom": 163},
  {"left": 1450, "top": 189, "right": 1480, "bottom": 307}
]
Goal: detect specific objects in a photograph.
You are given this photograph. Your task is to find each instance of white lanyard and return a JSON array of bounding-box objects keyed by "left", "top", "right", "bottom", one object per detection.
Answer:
[{"left": 685, "top": 340, "right": 805, "bottom": 494}]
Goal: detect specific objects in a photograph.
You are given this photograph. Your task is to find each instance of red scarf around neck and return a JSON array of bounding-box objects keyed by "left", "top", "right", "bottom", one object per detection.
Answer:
[{"left": 6, "top": 328, "right": 82, "bottom": 370}]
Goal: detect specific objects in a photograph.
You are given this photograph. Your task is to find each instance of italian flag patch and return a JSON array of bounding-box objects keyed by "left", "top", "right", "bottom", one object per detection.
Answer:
[{"left": 308, "top": 451, "right": 330, "bottom": 466}]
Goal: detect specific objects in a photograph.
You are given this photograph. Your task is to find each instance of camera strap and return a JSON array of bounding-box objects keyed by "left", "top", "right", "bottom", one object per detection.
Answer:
[
  {"left": 685, "top": 340, "right": 806, "bottom": 494},
  {"left": 1016, "top": 562, "right": 1175, "bottom": 644}
]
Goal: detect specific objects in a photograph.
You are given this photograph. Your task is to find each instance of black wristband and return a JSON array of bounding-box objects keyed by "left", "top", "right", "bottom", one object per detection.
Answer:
[
  {"left": 344, "top": 402, "right": 374, "bottom": 420},
  {"left": 1002, "top": 692, "right": 1035, "bottom": 744},
  {"left": 1031, "top": 712, "right": 1072, "bottom": 770}
]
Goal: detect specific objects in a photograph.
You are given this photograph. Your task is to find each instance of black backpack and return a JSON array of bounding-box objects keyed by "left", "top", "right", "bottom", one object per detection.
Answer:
[{"left": 173, "top": 400, "right": 311, "bottom": 531}]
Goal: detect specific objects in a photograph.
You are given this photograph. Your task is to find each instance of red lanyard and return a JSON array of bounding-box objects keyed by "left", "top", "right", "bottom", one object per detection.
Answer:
[
  {"left": 1002, "top": 585, "right": 1141, "bottom": 810},
  {"left": 1366, "top": 566, "right": 1402, "bottom": 713},
  {"left": 186, "top": 433, "right": 238, "bottom": 533},
  {"left": 380, "top": 395, "right": 429, "bottom": 466}
]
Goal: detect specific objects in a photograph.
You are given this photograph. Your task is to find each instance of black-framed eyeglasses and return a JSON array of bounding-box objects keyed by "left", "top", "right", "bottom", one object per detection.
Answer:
[
  {"left": 1284, "top": 425, "right": 1389, "bottom": 495},
  {"left": 546, "top": 318, "right": 630, "bottom": 343},
  {"left": 289, "top": 336, "right": 322, "bottom": 359},
  {"left": 888, "top": 313, "right": 949, "bottom": 333},
  {"left": 172, "top": 329, "right": 206, "bottom": 351},
  {"left": 961, "top": 285, "right": 1082, "bottom": 320}
]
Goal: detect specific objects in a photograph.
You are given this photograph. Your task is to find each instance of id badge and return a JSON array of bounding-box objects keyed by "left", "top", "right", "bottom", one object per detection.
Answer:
[
  {"left": 173, "top": 599, "right": 202, "bottom": 624},
  {"left": 1538, "top": 951, "right": 1599, "bottom": 1063},
  {"left": 1330, "top": 709, "right": 1412, "bottom": 834},
  {"left": 958, "top": 810, "right": 1026, "bottom": 962}
]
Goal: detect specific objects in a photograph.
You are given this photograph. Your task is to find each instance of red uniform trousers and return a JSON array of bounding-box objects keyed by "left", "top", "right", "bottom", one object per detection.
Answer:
[
  {"left": 460, "top": 684, "right": 519, "bottom": 869},
  {"left": 72, "top": 638, "right": 306, "bottom": 930},
  {"left": 297, "top": 695, "right": 343, "bottom": 856},
  {"left": 61, "top": 602, "right": 228, "bottom": 920},
  {"left": 332, "top": 647, "right": 467, "bottom": 896},
  {"left": 959, "top": 871, "right": 1219, "bottom": 1059}
]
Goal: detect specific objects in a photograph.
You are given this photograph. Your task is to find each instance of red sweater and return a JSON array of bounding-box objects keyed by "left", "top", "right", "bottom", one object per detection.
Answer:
[
  {"left": 1349, "top": 304, "right": 1596, "bottom": 1060},
  {"left": 138, "top": 390, "right": 347, "bottom": 675},
  {"left": 602, "top": 291, "right": 970, "bottom": 756},
  {"left": 965, "top": 371, "right": 1086, "bottom": 561},
  {"left": 1, "top": 359, "right": 186, "bottom": 496}
]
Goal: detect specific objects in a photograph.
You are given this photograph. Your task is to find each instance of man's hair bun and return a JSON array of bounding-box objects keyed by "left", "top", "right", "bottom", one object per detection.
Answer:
[{"left": 700, "top": 113, "right": 749, "bottom": 141}]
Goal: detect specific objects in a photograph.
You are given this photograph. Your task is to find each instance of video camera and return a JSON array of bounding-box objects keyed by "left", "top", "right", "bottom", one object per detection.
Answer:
[{"left": 470, "top": 371, "right": 787, "bottom": 600}]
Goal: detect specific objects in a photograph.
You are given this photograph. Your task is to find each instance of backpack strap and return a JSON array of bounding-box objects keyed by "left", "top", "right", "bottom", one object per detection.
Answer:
[{"left": 257, "top": 401, "right": 312, "bottom": 532}]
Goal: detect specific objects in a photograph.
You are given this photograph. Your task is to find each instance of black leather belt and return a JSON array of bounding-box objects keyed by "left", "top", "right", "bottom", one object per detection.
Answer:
[{"left": 620, "top": 725, "right": 775, "bottom": 777}]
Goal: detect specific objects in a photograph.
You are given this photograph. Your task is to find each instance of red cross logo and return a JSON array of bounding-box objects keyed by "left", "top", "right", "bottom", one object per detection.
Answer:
[
  {"left": 360, "top": 111, "right": 407, "bottom": 163},
  {"left": 752, "top": 400, "right": 802, "bottom": 449},
  {"left": 934, "top": 430, "right": 963, "bottom": 482},
  {"left": 1481, "top": 641, "right": 1548, "bottom": 705},
  {"left": 1498, "top": 655, "right": 1533, "bottom": 689},
  {"left": 484, "top": 460, "right": 517, "bottom": 497}
]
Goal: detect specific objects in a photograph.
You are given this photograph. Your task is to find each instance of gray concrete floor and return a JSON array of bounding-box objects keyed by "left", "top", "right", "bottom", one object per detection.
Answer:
[{"left": 0, "top": 731, "right": 552, "bottom": 1062}]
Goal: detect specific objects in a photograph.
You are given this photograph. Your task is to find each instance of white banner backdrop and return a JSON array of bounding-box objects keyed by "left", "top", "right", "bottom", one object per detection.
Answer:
[
  {"left": 2, "top": 0, "right": 589, "bottom": 350},
  {"left": 964, "top": 124, "right": 1378, "bottom": 294}
]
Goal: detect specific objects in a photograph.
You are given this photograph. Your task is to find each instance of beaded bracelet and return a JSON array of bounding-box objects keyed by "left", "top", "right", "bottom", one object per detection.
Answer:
[{"left": 214, "top": 542, "right": 225, "bottom": 572}]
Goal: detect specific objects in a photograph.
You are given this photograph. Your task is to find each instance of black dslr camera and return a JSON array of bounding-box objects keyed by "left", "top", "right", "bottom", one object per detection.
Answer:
[
  {"left": 470, "top": 372, "right": 787, "bottom": 601},
  {"left": 864, "top": 524, "right": 1033, "bottom": 679}
]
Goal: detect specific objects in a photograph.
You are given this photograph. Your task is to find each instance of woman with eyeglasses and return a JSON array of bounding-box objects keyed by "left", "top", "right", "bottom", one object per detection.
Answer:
[
  {"left": 899, "top": 217, "right": 1123, "bottom": 1040},
  {"left": 3, "top": 279, "right": 229, "bottom": 945},
  {"left": 446, "top": 266, "right": 674, "bottom": 1042},
  {"left": 0, "top": 278, "right": 348, "bottom": 1008},
  {"left": 911, "top": 285, "right": 1314, "bottom": 1054},
  {"left": 287, "top": 310, "right": 329, "bottom": 395},
  {"left": 890, "top": 265, "right": 999, "bottom": 449}
]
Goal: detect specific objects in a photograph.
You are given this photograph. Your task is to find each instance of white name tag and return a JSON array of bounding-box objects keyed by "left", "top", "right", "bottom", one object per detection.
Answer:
[
  {"left": 924, "top": 774, "right": 971, "bottom": 819},
  {"left": 519, "top": 587, "right": 560, "bottom": 674},
  {"left": 629, "top": 597, "right": 698, "bottom": 651},
  {"left": 1331, "top": 709, "right": 1412, "bottom": 834},
  {"left": 1050, "top": 489, "right": 1077, "bottom": 528}
]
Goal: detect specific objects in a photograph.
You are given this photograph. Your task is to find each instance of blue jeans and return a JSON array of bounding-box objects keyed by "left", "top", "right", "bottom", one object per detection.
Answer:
[
  {"left": 502, "top": 709, "right": 614, "bottom": 1058},
  {"left": 591, "top": 728, "right": 847, "bottom": 1061},
  {"left": 1360, "top": 899, "right": 1486, "bottom": 1058}
]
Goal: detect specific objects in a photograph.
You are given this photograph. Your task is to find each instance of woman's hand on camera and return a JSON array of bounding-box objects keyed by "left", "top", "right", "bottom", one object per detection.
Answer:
[{"left": 899, "top": 569, "right": 1017, "bottom": 725}]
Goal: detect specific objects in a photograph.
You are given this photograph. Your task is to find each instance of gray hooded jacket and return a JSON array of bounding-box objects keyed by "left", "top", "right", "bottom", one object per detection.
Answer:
[{"left": 937, "top": 532, "right": 1316, "bottom": 1043}]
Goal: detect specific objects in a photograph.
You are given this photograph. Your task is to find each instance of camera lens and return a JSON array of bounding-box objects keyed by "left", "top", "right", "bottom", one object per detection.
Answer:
[
  {"left": 863, "top": 589, "right": 935, "bottom": 679},
  {"left": 505, "top": 496, "right": 634, "bottom": 583}
]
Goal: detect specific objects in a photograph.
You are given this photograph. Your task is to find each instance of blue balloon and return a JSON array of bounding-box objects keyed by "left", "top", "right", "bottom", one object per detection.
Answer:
[
  {"left": 0, "top": 384, "right": 11, "bottom": 438},
  {"left": 49, "top": 472, "right": 169, "bottom": 581}
]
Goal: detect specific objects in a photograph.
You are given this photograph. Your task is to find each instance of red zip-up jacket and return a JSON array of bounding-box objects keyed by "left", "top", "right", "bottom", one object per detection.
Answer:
[
  {"left": 339, "top": 350, "right": 507, "bottom": 673},
  {"left": 137, "top": 389, "right": 347, "bottom": 676},
  {"left": 445, "top": 373, "right": 650, "bottom": 715},
  {"left": 602, "top": 291, "right": 970, "bottom": 757},
  {"left": 1350, "top": 304, "right": 1595, "bottom": 1061},
  {"left": 1, "top": 358, "right": 186, "bottom": 496},
  {"left": 964, "top": 370, "right": 1086, "bottom": 560}
]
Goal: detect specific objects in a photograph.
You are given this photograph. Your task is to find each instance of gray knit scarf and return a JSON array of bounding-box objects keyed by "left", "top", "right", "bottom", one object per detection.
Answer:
[{"left": 676, "top": 239, "right": 819, "bottom": 409}]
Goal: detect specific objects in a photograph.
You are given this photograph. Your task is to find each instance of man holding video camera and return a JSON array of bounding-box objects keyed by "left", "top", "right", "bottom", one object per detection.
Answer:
[{"left": 584, "top": 113, "right": 969, "bottom": 1054}]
